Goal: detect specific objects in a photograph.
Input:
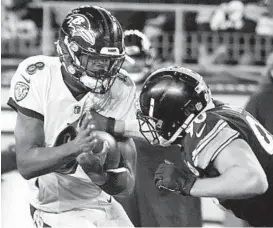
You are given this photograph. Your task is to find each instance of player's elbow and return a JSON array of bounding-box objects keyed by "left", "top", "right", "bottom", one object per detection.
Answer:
[
  {"left": 17, "top": 164, "right": 34, "bottom": 180},
  {"left": 21, "top": 173, "right": 34, "bottom": 180},
  {"left": 115, "top": 176, "right": 135, "bottom": 198},
  {"left": 16, "top": 157, "right": 30, "bottom": 179},
  {"left": 17, "top": 156, "right": 38, "bottom": 180},
  {"left": 101, "top": 169, "right": 135, "bottom": 197},
  {"left": 246, "top": 169, "right": 268, "bottom": 195},
  {"left": 254, "top": 172, "right": 268, "bottom": 195}
]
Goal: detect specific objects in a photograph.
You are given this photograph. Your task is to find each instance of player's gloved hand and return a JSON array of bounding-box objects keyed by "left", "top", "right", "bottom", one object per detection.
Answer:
[{"left": 154, "top": 161, "right": 197, "bottom": 196}]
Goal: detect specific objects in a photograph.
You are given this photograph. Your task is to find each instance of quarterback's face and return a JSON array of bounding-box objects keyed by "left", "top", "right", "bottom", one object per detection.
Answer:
[
  {"left": 87, "top": 58, "right": 112, "bottom": 75},
  {"left": 81, "top": 55, "right": 124, "bottom": 79},
  {"left": 77, "top": 53, "right": 124, "bottom": 93},
  {"left": 76, "top": 58, "right": 117, "bottom": 93}
]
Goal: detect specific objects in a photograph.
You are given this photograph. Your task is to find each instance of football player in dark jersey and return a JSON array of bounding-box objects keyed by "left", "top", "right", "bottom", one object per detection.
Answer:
[
  {"left": 88, "top": 66, "right": 273, "bottom": 227},
  {"left": 137, "top": 66, "right": 273, "bottom": 227}
]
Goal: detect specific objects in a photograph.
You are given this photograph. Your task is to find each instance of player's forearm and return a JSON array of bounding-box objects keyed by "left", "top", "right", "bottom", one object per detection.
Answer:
[
  {"left": 100, "top": 138, "right": 136, "bottom": 197},
  {"left": 88, "top": 110, "right": 146, "bottom": 140},
  {"left": 114, "top": 119, "right": 145, "bottom": 140},
  {"left": 190, "top": 166, "right": 268, "bottom": 200},
  {"left": 114, "top": 160, "right": 136, "bottom": 197},
  {"left": 99, "top": 167, "right": 134, "bottom": 197},
  {"left": 17, "top": 141, "right": 80, "bottom": 180},
  {"left": 115, "top": 168, "right": 135, "bottom": 198},
  {"left": 116, "top": 138, "right": 136, "bottom": 196}
]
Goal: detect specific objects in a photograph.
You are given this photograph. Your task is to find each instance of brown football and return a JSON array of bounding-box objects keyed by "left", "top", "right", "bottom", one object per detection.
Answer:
[{"left": 90, "top": 131, "right": 120, "bottom": 170}]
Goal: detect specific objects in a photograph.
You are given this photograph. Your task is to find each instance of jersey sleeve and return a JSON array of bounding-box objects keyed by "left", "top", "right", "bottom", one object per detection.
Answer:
[
  {"left": 117, "top": 69, "right": 137, "bottom": 121},
  {"left": 192, "top": 119, "right": 240, "bottom": 170},
  {"left": 122, "top": 89, "right": 137, "bottom": 122},
  {"left": 7, "top": 58, "right": 45, "bottom": 121}
]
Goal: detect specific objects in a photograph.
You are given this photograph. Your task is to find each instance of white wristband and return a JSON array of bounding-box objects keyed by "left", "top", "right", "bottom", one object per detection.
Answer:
[{"left": 105, "top": 167, "right": 129, "bottom": 174}]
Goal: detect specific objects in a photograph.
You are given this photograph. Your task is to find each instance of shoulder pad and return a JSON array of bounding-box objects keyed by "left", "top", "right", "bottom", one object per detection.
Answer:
[{"left": 186, "top": 112, "right": 239, "bottom": 170}]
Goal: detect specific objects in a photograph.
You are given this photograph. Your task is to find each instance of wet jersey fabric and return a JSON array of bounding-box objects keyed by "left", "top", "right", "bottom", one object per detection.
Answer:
[
  {"left": 7, "top": 55, "right": 136, "bottom": 213},
  {"left": 182, "top": 100, "right": 273, "bottom": 226}
]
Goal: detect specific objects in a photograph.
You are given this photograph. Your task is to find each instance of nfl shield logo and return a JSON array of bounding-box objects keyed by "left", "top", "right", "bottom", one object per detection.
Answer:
[{"left": 74, "top": 106, "right": 81, "bottom": 114}]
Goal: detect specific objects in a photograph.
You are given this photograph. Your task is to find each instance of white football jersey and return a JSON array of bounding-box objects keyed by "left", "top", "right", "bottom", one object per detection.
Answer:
[{"left": 8, "top": 55, "right": 137, "bottom": 212}]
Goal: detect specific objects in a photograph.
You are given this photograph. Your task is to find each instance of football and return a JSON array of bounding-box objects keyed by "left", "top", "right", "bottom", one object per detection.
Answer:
[
  {"left": 91, "top": 130, "right": 121, "bottom": 170},
  {"left": 76, "top": 130, "right": 121, "bottom": 175}
]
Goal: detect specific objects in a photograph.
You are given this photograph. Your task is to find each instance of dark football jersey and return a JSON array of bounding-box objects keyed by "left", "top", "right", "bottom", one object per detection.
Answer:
[{"left": 181, "top": 100, "right": 273, "bottom": 226}]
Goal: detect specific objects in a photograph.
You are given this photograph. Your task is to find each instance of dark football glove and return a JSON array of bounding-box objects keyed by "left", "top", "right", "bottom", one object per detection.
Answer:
[{"left": 154, "top": 161, "right": 197, "bottom": 196}]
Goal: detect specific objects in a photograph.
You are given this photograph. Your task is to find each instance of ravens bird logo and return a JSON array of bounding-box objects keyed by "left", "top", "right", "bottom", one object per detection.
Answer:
[{"left": 66, "top": 14, "right": 96, "bottom": 45}]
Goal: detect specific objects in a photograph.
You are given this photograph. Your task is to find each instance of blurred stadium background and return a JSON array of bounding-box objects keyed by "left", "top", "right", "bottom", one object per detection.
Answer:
[{"left": 1, "top": 0, "right": 273, "bottom": 227}]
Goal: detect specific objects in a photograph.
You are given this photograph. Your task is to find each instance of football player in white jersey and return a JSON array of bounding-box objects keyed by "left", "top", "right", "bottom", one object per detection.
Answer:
[{"left": 8, "top": 6, "right": 137, "bottom": 228}]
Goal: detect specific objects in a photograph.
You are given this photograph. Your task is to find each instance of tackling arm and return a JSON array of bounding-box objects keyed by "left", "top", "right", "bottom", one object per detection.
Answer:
[
  {"left": 115, "top": 119, "right": 145, "bottom": 140},
  {"left": 190, "top": 139, "right": 268, "bottom": 200},
  {"left": 88, "top": 109, "right": 146, "bottom": 140}
]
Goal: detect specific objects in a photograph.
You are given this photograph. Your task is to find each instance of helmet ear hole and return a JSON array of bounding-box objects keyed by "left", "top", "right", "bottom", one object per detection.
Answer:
[
  {"left": 184, "top": 109, "right": 191, "bottom": 116},
  {"left": 188, "top": 104, "right": 195, "bottom": 112}
]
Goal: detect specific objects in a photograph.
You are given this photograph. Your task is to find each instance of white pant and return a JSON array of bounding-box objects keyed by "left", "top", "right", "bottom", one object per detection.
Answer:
[{"left": 32, "top": 193, "right": 134, "bottom": 228}]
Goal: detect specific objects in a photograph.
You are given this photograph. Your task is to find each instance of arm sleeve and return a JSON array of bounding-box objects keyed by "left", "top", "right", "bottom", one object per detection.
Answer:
[{"left": 7, "top": 60, "right": 44, "bottom": 121}]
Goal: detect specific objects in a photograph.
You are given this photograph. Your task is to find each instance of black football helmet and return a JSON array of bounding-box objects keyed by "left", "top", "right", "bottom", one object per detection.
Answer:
[
  {"left": 56, "top": 6, "right": 125, "bottom": 94},
  {"left": 123, "top": 29, "right": 156, "bottom": 83},
  {"left": 137, "top": 66, "right": 212, "bottom": 146}
]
